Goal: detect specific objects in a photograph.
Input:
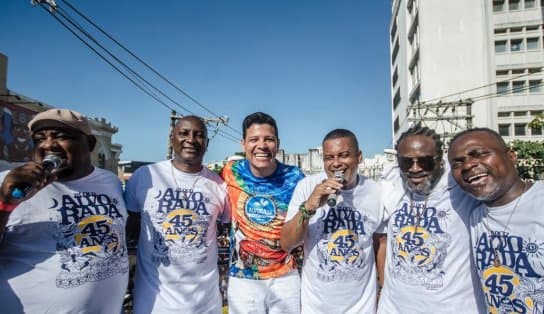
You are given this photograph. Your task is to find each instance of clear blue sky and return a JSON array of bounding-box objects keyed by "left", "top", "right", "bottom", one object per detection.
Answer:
[{"left": 1, "top": 0, "right": 392, "bottom": 163}]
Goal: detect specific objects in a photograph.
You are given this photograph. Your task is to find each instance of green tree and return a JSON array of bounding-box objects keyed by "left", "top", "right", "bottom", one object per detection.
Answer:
[{"left": 510, "top": 140, "right": 544, "bottom": 180}]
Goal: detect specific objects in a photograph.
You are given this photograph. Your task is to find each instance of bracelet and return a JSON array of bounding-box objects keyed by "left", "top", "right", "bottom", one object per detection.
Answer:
[
  {"left": 298, "top": 202, "right": 315, "bottom": 226},
  {"left": 0, "top": 200, "right": 17, "bottom": 213}
]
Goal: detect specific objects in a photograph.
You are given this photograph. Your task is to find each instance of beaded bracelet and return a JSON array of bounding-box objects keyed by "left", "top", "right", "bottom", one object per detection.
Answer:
[
  {"left": 298, "top": 202, "right": 315, "bottom": 226},
  {"left": 0, "top": 201, "right": 17, "bottom": 213}
]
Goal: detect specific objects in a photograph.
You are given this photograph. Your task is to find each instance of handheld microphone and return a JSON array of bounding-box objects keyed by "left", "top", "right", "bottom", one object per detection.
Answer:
[
  {"left": 11, "top": 154, "right": 63, "bottom": 199},
  {"left": 326, "top": 170, "right": 344, "bottom": 207}
]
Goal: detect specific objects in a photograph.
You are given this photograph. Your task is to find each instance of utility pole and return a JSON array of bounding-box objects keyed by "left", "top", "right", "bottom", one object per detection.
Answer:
[
  {"left": 166, "top": 111, "right": 229, "bottom": 160},
  {"left": 407, "top": 99, "right": 473, "bottom": 145}
]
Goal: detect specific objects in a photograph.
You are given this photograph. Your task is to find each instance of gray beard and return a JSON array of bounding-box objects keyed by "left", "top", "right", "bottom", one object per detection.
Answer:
[{"left": 402, "top": 168, "right": 444, "bottom": 195}]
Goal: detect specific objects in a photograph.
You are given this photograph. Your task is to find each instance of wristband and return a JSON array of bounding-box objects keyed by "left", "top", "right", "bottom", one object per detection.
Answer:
[
  {"left": 298, "top": 202, "right": 315, "bottom": 226},
  {"left": 0, "top": 201, "right": 17, "bottom": 213}
]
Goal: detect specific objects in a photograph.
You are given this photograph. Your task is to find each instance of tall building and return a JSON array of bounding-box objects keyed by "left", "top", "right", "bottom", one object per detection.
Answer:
[{"left": 389, "top": 0, "right": 544, "bottom": 144}]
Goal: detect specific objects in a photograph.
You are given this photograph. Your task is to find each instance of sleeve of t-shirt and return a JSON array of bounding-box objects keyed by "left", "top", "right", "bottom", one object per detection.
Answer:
[
  {"left": 123, "top": 169, "right": 142, "bottom": 214},
  {"left": 285, "top": 178, "right": 309, "bottom": 222}
]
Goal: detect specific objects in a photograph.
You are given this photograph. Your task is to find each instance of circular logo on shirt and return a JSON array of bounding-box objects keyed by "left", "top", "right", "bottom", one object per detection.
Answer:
[
  {"left": 327, "top": 229, "right": 361, "bottom": 265},
  {"left": 75, "top": 215, "right": 115, "bottom": 254},
  {"left": 245, "top": 196, "right": 276, "bottom": 225},
  {"left": 395, "top": 225, "right": 437, "bottom": 268}
]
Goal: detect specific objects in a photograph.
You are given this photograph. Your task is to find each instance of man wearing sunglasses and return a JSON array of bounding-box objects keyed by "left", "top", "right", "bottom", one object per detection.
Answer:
[{"left": 377, "top": 124, "right": 485, "bottom": 313}]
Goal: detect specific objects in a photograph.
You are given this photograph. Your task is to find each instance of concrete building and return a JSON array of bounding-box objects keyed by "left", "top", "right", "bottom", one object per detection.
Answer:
[
  {"left": 390, "top": 0, "right": 544, "bottom": 144},
  {"left": 0, "top": 53, "right": 122, "bottom": 172}
]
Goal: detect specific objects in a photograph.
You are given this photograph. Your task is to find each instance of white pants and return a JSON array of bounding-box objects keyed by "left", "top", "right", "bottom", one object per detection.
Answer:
[{"left": 228, "top": 270, "right": 301, "bottom": 314}]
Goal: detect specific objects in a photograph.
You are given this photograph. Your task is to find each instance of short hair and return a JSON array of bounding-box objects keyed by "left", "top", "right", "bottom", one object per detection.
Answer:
[
  {"left": 175, "top": 115, "right": 208, "bottom": 138},
  {"left": 322, "top": 129, "right": 359, "bottom": 151},
  {"left": 242, "top": 112, "right": 278, "bottom": 139},
  {"left": 449, "top": 127, "right": 508, "bottom": 151},
  {"left": 395, "top": 124, "right": 443, "bottom": 157}
]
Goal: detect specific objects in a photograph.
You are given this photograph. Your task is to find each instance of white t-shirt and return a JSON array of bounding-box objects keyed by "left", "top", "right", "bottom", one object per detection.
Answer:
[
  {"left": 125, "top": 160, "right": 231, "bottom": 314},
  {"left": 0, "top": 168, "right": 129, "bottom": 314},
  {"left": 470, "top": 180, "right": 544, "bottom": 313},
  {"left": 378, "top": 168, "right": 485, "bottom": 314},
  {"left": 286, "top": 172, "right": 384, "bottom": 314}
]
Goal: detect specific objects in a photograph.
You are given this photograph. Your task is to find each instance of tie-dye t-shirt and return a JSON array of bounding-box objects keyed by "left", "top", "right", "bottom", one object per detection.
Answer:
[{"left": 221, "top": 159, "right": 304, "bottom": 279}]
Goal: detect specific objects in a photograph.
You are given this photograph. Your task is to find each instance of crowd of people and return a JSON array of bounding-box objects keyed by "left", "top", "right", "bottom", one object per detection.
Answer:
[{"left": 0, "top": 107, "right": 543, "bottom": 313}]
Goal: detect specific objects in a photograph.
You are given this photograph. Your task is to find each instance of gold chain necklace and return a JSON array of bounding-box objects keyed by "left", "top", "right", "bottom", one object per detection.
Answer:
[
  {"left": 170, "top": 161, "right": 203, "bottom": 200},
  {"left": 491, "top": 181, "right": 528, "bottom": 267}
]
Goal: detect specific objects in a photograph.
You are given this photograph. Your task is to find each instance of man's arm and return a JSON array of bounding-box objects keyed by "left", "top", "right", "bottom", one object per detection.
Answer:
[
  {"left": 280, "top": 177, "right": 342, "bottom": 252},
  {"left": 373, "top": 233, "right": 387, "bottom": 289},
  {"left": 125, "top": 211, "right": 141, "bottom": 249}
]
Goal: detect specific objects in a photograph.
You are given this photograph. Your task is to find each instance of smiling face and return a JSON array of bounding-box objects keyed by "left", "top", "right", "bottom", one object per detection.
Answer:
[
  {"left": 241, "top": 123, "right": 279, "bottom": 178},
  {"left": 32, "top": 127, "right": 95, "bottom": 181},
  {"left": 396, "top": 134, "right": 443, "bottom": 194},
  {"left": 448, "top": 130, "right": 518, "bottom": 206},
  {"left": 171, "top": 116, "right": 208, "bottom": 172},
  {"left": 322, "top": 137, "right": 362, "bottom": 189}
]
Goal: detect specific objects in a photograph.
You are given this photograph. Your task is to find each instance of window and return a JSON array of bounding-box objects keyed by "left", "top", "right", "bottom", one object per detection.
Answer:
[
  {"left": 512, "top": 68, "right": 525, "bottom": 75},
  {"left": 512, "top": 81, "right": 526, "bottom": 94},
  {"left": 494, "top": 28, "right": 508, "bottom": 34},
  {"left": 529, "top": 67, "right": 541, "bottom": 74},
  {"left": 394, "top": 117, "right": 400, "bottom": 133},
  {"left": 495, "top": 40, "right": 508, "bottom": 53},
  {"left": 497, "top": 82, "right": 510, "bottom": 94},
  {"left": 499, "top": 124, "right": 511, "bottom": 136},
  {"left": 393, "top": 89, "right": 401, "bottom": 110},
  {"left": 527, "top": 37, "right": 540, "bottom": 50},
  {"left": 498, "top": 111, "right": 511, "bottom": 117},
  {"left": 391, "top": 39, "right": 399, "bottom": 65},
  {"left": 531, "top": 124, "right": 543, "bottom": 135},
  {"left": 509, "top": 0, "right": 521, "bottom": 10},
  {"left": 529, "top": 80, "right": 543, "bottom": 93},
  {"left": 531, "top": 110, "right": 543, "bottom": 115},
  {"left": 511, "top": 38, "right": 524, "bottom": 51},
  {"left": 525, "top": 0, "right": 536, "bottom": 8},
  {"left": 515, "top": 123, "right": 526, "bottom": 135},
  {"left": 494, "top": 0, "right": 506, "bottom": 11},
  {"left": 510, "top": 27, "right": 523, "bottom": 33},
  {"left": 392, "top": 67, "right": 399, "bottom": 87},
  {"left": 526, "top": 25, "right": 540, "bottom": 31},
  {"left": 514, "top": 111, "right": 527, "bottom": 116},
  {"left": 496, "top": 70, "right": 509, "bottom": 76}
]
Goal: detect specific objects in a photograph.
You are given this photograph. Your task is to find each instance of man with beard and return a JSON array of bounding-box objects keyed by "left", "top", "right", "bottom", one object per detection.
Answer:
[
  {"left": 0, "top": 108, "right": 128, "bottom": 313},
  {"left": 377, "top": 124, "right": 485, "bottom": 313},
  {"left": 448, "top": 128, "right": 544, "bottom": 313},
  {"left": 125, "top": 115, "right": 230, "bottom": 313},
  {"left": 280, "top": 128, "right": 384, "bottom": 313}
]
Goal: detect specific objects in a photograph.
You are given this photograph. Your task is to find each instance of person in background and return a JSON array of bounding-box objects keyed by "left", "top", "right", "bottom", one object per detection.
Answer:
[
  {"left": 125, "top": 115, "right": 230, "bottom": 313},
  {"left": 281, "top": 128, "right": 384, "bottom": 313},
  {"left": 221, "top": 112, "right": 304, "bottom": 314},
  {"left": 0, "top": 108, "right": 129, "bottom": 313},
  {"left": 448, "top": 127, "right": 544, "bottom": 313},
  {"left": 377, "top": 124, "right": 485, "bottom": 313}
]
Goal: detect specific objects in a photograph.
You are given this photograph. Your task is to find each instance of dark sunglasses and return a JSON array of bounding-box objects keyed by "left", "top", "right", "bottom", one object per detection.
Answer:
[{"left": 397, "top": 155, "right": 440, "bottom": 172}]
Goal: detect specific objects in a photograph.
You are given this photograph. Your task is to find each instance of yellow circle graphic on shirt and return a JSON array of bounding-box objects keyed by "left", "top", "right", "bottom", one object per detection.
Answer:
[
  {"left": 75, "top": 215, "right": 113, "bottom": 254},
  {"left": 395, "top": 225, "right": 436, "bottom": 267},
  {"left": 162, "top": 209, "right": 200, "bottom": 242},
  {"left": 327, "top": 229, "right": 360, "bottom": 264},
  {"left": 482, "top": 265, "right": 529, "bottom": 314}
]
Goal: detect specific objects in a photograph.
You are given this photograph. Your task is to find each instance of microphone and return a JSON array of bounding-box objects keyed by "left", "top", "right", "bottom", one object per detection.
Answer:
[
  {"left": 11, "top": 154, "right": 63, "bottom": 199},
  {"left": 326, "top": 170, "right": 344, "bottom": 207}
]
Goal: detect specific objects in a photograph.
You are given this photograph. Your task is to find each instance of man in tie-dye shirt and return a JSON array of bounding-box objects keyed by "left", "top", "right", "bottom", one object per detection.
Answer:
[{"left": 221, "top": 112, "right": 304, "bottom": 314}]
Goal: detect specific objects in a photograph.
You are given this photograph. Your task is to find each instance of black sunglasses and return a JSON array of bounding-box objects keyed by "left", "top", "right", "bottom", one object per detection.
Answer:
[{"left": 397, "top": 155, "right": 440, "bottom": 172}]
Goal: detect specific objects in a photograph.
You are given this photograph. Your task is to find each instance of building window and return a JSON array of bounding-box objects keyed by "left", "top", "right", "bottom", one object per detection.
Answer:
[
  {"left": 509, "top": 0, "right": 521, "bottom": 10},
  {"left": 392, "top": 67, "right": 399, "bottom": 87},
  {"left": 391, "top": 39, "right": 399, "bottom": 65},
  {"left": 511, "top": 38, "right": 524, "bottom": 51},
  {"left": 529, "top": 80, "right": 543, "bottom": 93},
  {"left": 531, "top": 110, "right": 543, "bottom": 115},
  {"left": 498, "top": 111, "right": 512, "bottom": 117},
  {"left": 494, "top": 0, "right": 506, "bottom": 11},
  {"left": 495, "top": 40, "right": 508, "bottom": 53},
  {"left": 525, "top": 0, "right": 536, "bottom": 8},
  {"left": 512, "top": 68, "right": 525, "bottom": 75},
  {"left": 527, "top": 37, "right": 540, "bottom": 50},
  {"left": 499, "top": 124, "right": 511, "bottom": 136},
  {"left": 496, "top": 70, "right": 509, "bottom": 76},
  {"left": 394, "top": 117, "right": 400, "bottom": 133},
  {"left": 497, "top": 82, "right": 510, "bottom": 94},
  {"left": 393, "top": 89, "right": 401, "bottom": 110},
  {"left": 532, "top": 124, "right": 543, "bottom": 135},
  {"left": 515, "top": 123, "right": 526, "bottom": 135},
  {"left": 512, "top": 81, "right": 526, "bottom": 94},
  {"left": 511, "top": 27, "right": 523, "bottom": 33},
  {"left": 494, "top": 28, "right": 508, "bottom": 34},
  {"left": 514, "top": 111, "right": 527, "bottom": 116}
]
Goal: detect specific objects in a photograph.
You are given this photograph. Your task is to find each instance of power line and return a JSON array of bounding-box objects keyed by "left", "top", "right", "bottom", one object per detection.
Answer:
[
  {"left": 418, "top": 67, "right": 543, "bottom": 105},
  {"left": 57, "top": 0, "right": 242, "bottom": 136}
]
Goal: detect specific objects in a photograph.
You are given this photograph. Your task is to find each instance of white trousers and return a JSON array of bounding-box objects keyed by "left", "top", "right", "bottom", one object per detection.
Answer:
[{"left": 228, "top": 270, "right": 301, "bottom": 314}]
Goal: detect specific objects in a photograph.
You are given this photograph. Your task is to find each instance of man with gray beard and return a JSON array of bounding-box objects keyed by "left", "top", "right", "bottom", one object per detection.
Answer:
[{"left": 376, "top": 124, "right": 485, "bottom": 314}]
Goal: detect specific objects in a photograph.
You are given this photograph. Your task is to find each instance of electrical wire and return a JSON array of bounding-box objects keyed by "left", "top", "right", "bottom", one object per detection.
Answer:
[{"left": 58, "top": 0, "right": 242, "bottom": 136}]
